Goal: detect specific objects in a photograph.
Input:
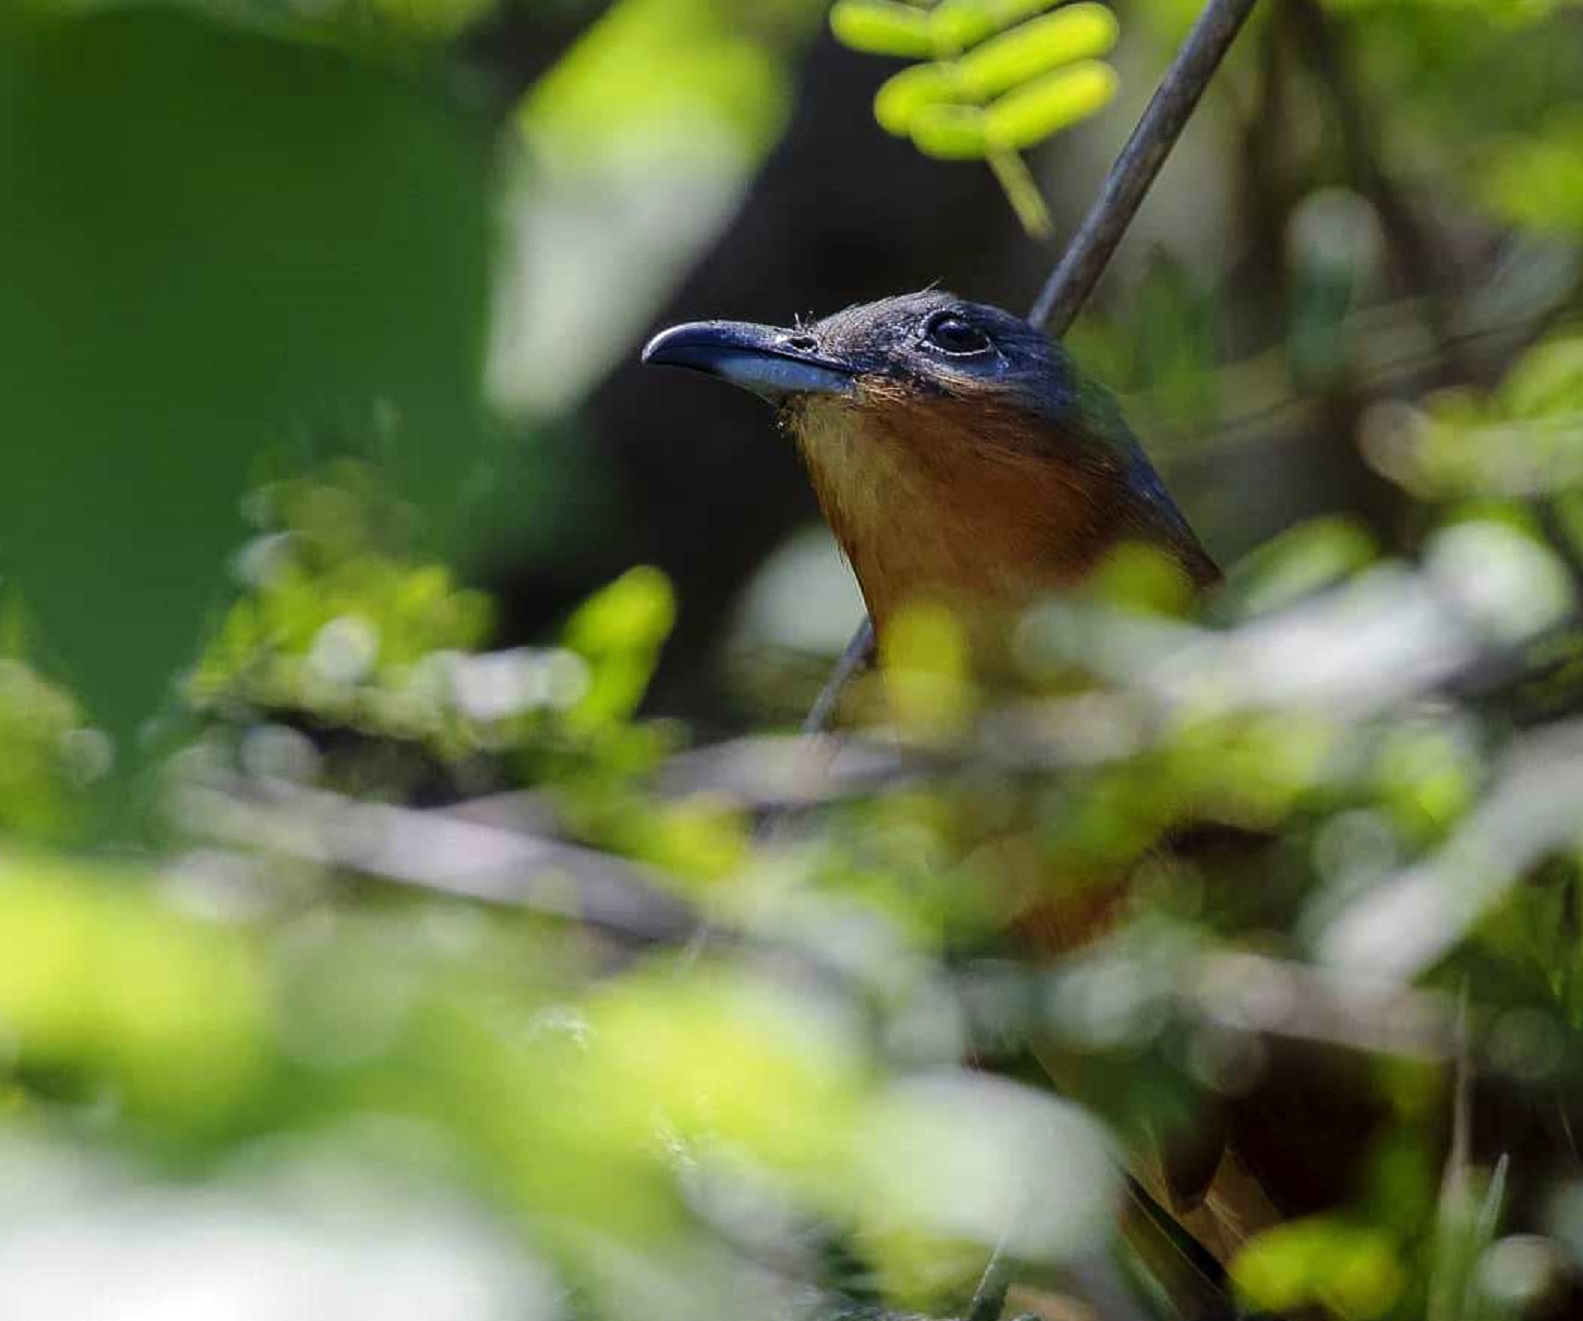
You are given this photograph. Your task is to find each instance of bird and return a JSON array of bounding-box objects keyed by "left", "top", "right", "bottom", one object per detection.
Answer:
[
  {"left": 644, "top": 294, "right": 1583, "bottom": 1321},
  {"left": 642, "top": 291, "right": 1285, "bottom": 1313},
  {"left": 641, "top": 290, "right": 1219, "bottom": 648}
]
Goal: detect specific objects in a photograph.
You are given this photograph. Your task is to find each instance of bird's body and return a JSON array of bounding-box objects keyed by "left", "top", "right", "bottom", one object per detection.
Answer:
[
  {"left": 645, "top": 292, "right": 1268, "bottom": 1316},
  {"left": 644, "top": 291, "right": 1217, "bottom": 639},
  {"left": 646, "top": 292, "right": 1583, "bottom": 1321}
]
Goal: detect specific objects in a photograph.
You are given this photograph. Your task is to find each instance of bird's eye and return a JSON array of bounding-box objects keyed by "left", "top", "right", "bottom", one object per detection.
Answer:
[{"left": 922, "top": 312, "right": 993, "bottom": 357}]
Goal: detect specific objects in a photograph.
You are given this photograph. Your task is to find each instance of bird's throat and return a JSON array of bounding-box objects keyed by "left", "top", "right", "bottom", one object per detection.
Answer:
[{"left": 787, "top": 393, "right": 1187, "bottom": 637}]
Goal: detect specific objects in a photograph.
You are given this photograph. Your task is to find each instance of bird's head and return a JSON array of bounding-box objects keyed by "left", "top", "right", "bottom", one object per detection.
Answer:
[{"left": 643, "top": 290, "right": 1217, "bottom": 634}]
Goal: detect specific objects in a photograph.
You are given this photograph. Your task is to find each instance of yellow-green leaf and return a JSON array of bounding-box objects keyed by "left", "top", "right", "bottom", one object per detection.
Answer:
[
  {"left": 929, "top": 0, "right": 1061, "bottom": 53},
  {"left": 1233, "top": 1219, "right": 1406, "bottom": 1320},
  {"left": 830, "top": 0, "right": 934, "bottom": 58},
  {"left": 958, "top": 4, "right": 1120, "bottom": 100},
  {"left": 986, "top": 60, "right": 1117, "bottom": 149},
  {"left": 911, "top": 102, "right": 990, "bottom": 159},
  {"left": 874, "top": 62, "right": 959, "bottom": 137}
]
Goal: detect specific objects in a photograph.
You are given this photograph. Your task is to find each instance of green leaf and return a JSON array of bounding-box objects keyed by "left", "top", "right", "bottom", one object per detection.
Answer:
[
  {"left": 561, "top": 566, "right": 676, "bottom": 728},
  {"left": 0, "top": 855, "right": 268, "bottom": 1126},
  {"left": 911, "top": 102, "right": 991, "bottom": 160},
  {"left": 0, "top": 9, "right": 493, "bottom": 759},
  {"left": 929, "top": 0, "right": 1061, "bottom": 53},
  {"left": 1233, "top": 1218, "right": 1407, "bottom": 1319},
  {"left": 830, "top": 0, "right": 934, "bottom": 58},
  {"left": 985, "top": 59, "right": 1118, "bottom": 149},
  {"left": 957, "top": 3, "right": 1120, "bottom": 100},
  {"left": 1224, "top": 516, "right": 1379, "bottom": 617},
  {"left": 875, "top": 62, "right": 959, "bottom": 137}
]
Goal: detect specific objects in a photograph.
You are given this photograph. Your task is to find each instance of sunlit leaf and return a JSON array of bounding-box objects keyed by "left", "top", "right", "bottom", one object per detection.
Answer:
[
  {"left": 956, "top": 3, "right": 1119, "bottom": 100},
  {"left": 874, "top": 62, "right": 959, "bottom": 137},
  {"left": 0, "top": 857, "right": 268, "bottom": 1125},
  {"left": 829, "top": 0, "right": 934, "bottom": 58},
  {"left": 1225, "top": 516, "right": 1380, "bottom": 617},
  {"left": 1478, "top": 113, "right": 1583, "bottom": 235},
  {"left": 1233, "top": 1218, "right": 1407, "bottom": 1319},
  {"left": 910, "top": 102, "right": 991, "bottom": 159},
  {"left": 986, "top": 59, "right": 1118, "bottom": 149},
  {"left": 928, "top": 0, "right": 1061, "bottom": 53},
  {"left": 879, "top": 600, "right": 974, "bottom": 737},
  {"left": 561, "top": 565, "right": 676, "bottom": 728}
]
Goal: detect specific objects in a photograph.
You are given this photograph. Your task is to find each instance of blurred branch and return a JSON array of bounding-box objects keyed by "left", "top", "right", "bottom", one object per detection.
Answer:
[
  {"left": 174, "top": 773, "right": 701, "bottom": 945},
  {"left": 801, "top": 619, "right": 877, "bottom": 736},
  {"left": 449, "top": 734, "right": 915, "bottom": 837},
  {"left": 1029, "top": 0, "right": 1262, "bottom": 336},
  {"left": 965, "top": 1244, "right": 1015, "bottom": 1321},
  {"left": 1159, "top": 237, "right": 1578, "bottom": 467}
]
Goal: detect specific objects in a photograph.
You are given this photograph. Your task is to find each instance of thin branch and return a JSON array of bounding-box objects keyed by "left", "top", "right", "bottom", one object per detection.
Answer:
[
  {"left": 1029, "top": 0, "right": 1263, "bottom": 335},
  {"left": 965, "top": 1245, "right": 1014, "bottom": 1321},
  {"left": 807, "top": 0, "right": 1264, "bottom": 737},
  {"left": 802, "top": 618, "right": 876, "bottom": 736},
  {"left": 173, "top": 774, "right": 702, "bottom": 946}
]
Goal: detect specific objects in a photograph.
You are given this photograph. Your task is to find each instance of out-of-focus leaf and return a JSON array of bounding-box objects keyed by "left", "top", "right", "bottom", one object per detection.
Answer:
[
  {"left": 911, "top": 102, "right": 991, "bottom": 159},
  {"left": 1363, "top": 331, "right": 1583, "bottom": 500},
  {"left": 879, "top": 601, "right": 974, "bottom": 738},
  {"left": 0, "top": 856, "right": 268, "bottom": 1126},
  {"left": 856, "top": 1073, "right": 1119, "bottom": 1305},
  {"left": 874, "top": 62, "right": 958, "bottom": 137},
  {"left": 829, "top": 0, "right": 934, "bottom": 58},
  {"left": 495, "top": 0, "right": 818, "bottom": 417},
  {"left": 0, "top": 8, "right": 493, "bottom": 755},
  {"left": 189, "top": 466, "right": 498, "bottom": 760},
  {"left": 834, "top": 0, "right": 1120, "bottom": 234},
  {"left": 928, "top": 0, "right": 1061, "bottom": 52},
  {"left": 1224, "top": 516, "right": 1380, "bottom": 618},
  {"left": 586, "top": 966, "right": 867, "bottom": 1176},
  {"left": 956, "top": 3, "right": 1119, "bottom": 100},
  {"left": 1233, "top": 1218, "right": 1408, "bottom": 1320},
  {"left": 1481, "top": 113, "right": 1583, "bottom": 234},
  {"left": 561, "top": 566, "right": 677, "bottom": 729},
  {"left": 985, "top": 60, "right": 1118, "bottom": 150},
  {"left": 1426, "top": 516, "right": 1575, "bottom": 643},
  {"left": 0, "top": 653, "right": 98, "bottom": 841},
  {"left": 1287, "top": 189, "right": 1386, "bottom": 385}
]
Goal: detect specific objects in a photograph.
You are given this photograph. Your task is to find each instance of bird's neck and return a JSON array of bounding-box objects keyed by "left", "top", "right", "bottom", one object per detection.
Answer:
[{"left": 787, "top": 394, "right": 1214, "bottom": 637}]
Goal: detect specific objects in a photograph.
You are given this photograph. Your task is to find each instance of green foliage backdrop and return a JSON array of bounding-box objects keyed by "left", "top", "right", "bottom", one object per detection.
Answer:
[
  {"left": 0, "top": 6, "right": 493, "bottom": 747},
  {"left": 0, "top": 2, "right": 1579, "bottom": 1321}
]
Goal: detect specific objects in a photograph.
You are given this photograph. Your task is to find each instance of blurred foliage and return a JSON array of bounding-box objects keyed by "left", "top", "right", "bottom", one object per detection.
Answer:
[
  {"left": 0, "top": 652, "right": 102, "bottom": 844},
  {"left": 494, "top": 0, "right": 825, "bottom": 417},
  {"left": 0, "top": 3, "right": 494, "bottom": 751},
  {"left": 525, "top": 0, "right": 814, "bottom": 166},
  {"left": 1479, "top": 108, "right": 1583, "bottom": 237},
  {"left": 2, "top": 1, "right": 1583, "bottom": 1320},
  {"left": 1364, "top": 330, "right": 1583, "bottom": 500},
  {"left": 189, "top": 463, "right": 496, "bottom": 757}
]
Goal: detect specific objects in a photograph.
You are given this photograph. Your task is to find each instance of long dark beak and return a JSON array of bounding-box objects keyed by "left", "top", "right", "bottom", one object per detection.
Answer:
[{"left": 641, "top": 320, "right": 856, "bottom": 401}]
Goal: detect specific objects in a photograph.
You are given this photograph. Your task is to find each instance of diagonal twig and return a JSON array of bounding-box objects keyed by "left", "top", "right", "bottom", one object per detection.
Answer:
[
  {"left": 806, "top": 0, "right": 1264, "bottom": 737},
  {"left": 1030, "top": 0, "right": 1262, "bottom": 337}
]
